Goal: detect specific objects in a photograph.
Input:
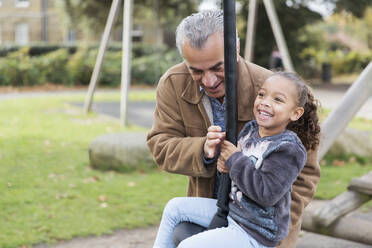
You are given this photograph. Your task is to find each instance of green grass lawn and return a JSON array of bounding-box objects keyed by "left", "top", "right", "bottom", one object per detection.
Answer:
[
  {"left": 0, "top": 91, "right": 187, "bottom": 248},
  {"left": 315, "top": 111, "right": 372, "bottom": 199},
  {"left": 315, "top": 162, "right": 372, "bottom": 199},
  {"left": 0, "top": 90, "right": 371, "bottom": 247}
]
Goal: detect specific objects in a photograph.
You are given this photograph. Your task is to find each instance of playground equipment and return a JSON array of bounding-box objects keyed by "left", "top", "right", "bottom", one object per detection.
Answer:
[
  {"left": 84, "top": 0, "right": 133, "bottom": 127},
  {"left": 301, "top": 61, "right": 372, "bottom": 245},
  {"left": 244, "top": 0, "right": 294, "bottom": 72},
  {"left": 84, "top": 0, "right": 372, "bottom": 245},
  {"left": 318, "top": 61, "right": 372, "bottom": 159}
]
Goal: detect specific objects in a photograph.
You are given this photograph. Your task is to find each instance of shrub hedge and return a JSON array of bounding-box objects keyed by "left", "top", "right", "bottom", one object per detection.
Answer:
[
  {"left": 1, "top": 43, "right": 368, "bottom": 87},
  {"left": 0, "top": 44, "right": 182, "bottom": 87},
  {"left": 0, "top": 44, "right": 78, "bottom": 57},
  {"left": 300, "top": 48, "right": 372, "bottom": 77}
]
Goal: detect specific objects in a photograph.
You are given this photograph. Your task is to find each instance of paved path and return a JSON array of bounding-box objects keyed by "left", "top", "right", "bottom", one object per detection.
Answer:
[
  {"left": 2, "top": 84, "right": 372, "bottom": 126},
  {"left": 312, "top": 84, "right": 372, "bottom": 120},
  {"left": 71, "top": 101, "right": 156, "bottom": 128},
  {"left": 71, "top": 84, "right": 372, "bottom": 128}
]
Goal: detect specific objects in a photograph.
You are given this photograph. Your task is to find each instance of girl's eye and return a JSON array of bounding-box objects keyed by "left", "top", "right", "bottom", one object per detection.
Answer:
[
  {"left": 258, "top": 92, "right": 264, "bottom": 97},
  {"left": 275, "top": 97, "right": 284, "bottom": 102}
]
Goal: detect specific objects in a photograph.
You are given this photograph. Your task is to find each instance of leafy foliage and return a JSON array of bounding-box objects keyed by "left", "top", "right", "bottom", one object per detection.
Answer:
[
  {"left": 60, "top": 0, "right": 199, "bottom": 46},
  {"left": 301, "top": 48, "right": 372, "bottom": 75},
  {"left": 0, "top": 45, "right": 181, "bottom": 86},
  {"left": 333, "top": 0, "right": 372, "bottom": 18},
  {"left": 297, "top": 7, "right": 372, "bottom": 77},
  {"left": 0, "top": 48, "right": 43, "bottom": 86},
  {"left": 237, "top": 0, "right": 322, "bottom": 70},
  {"left": 61, "top": 0, "right": 113, "bottom": 36}
]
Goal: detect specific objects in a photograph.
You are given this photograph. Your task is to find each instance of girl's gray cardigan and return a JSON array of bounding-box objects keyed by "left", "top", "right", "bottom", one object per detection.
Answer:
[{"left": 226, "top": 120, "right": 307, "bottom": 247}]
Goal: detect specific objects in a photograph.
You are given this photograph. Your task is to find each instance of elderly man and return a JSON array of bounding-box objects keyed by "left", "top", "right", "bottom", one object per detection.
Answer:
[{"left": 147, "top": 9, "right": 320, "bottom": 248}]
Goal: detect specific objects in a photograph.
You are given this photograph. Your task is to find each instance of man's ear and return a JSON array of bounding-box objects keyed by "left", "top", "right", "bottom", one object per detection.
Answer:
[{"left": 290, "top": 107, "right": 304, "bottom": 122}]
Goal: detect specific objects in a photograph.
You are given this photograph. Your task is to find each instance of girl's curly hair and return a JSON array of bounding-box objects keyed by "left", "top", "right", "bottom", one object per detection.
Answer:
[{"left": 270, "top": 72, "right": 321, "bottom": 150}]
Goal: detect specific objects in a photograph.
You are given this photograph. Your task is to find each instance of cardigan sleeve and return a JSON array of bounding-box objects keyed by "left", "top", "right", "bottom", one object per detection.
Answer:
[{"left": 226, "top": 142, "right": 306, "bottom": 207}]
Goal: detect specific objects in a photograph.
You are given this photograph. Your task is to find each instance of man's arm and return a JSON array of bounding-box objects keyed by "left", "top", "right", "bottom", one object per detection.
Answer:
[
  {"left": 147, "top": 75, "right": 215, "bottom": 178},
  {"left": 278, "top": 146, "right": 321, "bottom": 248}
]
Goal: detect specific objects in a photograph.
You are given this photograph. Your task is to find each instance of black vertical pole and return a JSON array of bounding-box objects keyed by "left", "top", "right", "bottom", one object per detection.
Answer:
[
  {"left": 224, "top": 0, "right": 238, "bottom": 148},
  {"left": 208, "top": 0, "right": 238, "bottom": 229}
]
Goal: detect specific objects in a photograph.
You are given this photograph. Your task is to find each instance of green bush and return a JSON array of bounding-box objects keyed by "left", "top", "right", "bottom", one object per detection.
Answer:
[
  {"left": 330, "top": 50, "right": 372, "bottom": 74},
  {"left": 0, "top": 48, "right": 44, "bottom": 86},
  {"left": 67, "top": 48, "right": 122, "bottom": 86},
  {"left": 38, "top": 49, "right": 71, "bottom": 84},
  {"left": 66, "top": 47, "right": 181, "bottom": 86},
  {"left": 131, "top": 49, "right": 182, "bottom": 85},
  {"left": 132, "top": 43, "right": 167, "bottom": 57},
  {"left": 0, "top": 45, "right": 19, "bottom": 57},
  {"left": 0, "top": 44, "right": 183, "bottom": 87},
  {"left": 0, "top": 42, "right": 165, "bottom": 57},
  {"left": 100, "top": 50, "right": 122, "bottom": 86},
  {"left": 28, "top": 44, "right": 77, "bottom": 56},
  {"left": 0, "top": 48, "right": 74, "bottom": 86},
  {"left": 300, "top": 48, "right": 372, "bottom": 77},
  {"left": 0, "top": 44, "right": 77, "bottom": 57},
  {"left": 67, "top": 48, "right": 95, "bottom": 85}
]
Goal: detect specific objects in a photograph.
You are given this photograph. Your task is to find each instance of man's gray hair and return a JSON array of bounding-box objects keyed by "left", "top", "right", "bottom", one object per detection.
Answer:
[{"left": 176, "top": 10, "right": 224, "bottom": 56}]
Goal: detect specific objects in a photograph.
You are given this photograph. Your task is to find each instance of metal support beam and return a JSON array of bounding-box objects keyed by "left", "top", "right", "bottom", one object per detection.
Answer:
[
  {"left": 84, "top": 0, "right": 121, "bottom": 113},
  {"left": 262, "top": 0, "right": 294, "bottom": 72},
  {"left": 208, "top": 0, "right": 237, "bottom": 230},
  {"left": 318, "top": 61, "right": 372, "bottom": 160},
  {"left": 244, "top": 0, "right": 258, "bottom": 61},
  {"left": 120, "top": 0, "right": 133, "bottom": 126}
]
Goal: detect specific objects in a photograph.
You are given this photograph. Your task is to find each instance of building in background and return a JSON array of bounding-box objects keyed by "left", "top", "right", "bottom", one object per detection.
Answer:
[
  {"left": 0, "top": 0, "right": 70, "bottom": 45},
  {"left": 0, "top": 0, "right": 159, "bottom": 46}
]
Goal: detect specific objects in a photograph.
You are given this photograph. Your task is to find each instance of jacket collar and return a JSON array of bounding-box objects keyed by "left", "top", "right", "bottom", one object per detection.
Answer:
[
  {"left": 181, "top": 57, "right": 254, "bottom": 121},
  {"left": 181, "top": 74, "right": 204, "bottom": 104}
]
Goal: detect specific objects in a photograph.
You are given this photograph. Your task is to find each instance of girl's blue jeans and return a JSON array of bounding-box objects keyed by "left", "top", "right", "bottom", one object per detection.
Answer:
[{"left": 153, "top": 197, "right": 270, "bottom": 248}]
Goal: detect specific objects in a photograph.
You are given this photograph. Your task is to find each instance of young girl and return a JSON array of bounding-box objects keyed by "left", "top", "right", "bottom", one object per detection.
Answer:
[{"left": 153, "top": 72, "right": 320, "bottom": 248}]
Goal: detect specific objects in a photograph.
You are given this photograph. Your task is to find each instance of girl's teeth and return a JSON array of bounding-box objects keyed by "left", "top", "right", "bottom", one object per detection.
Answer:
[{"left": 260, "top": 111, "right": 271, "bottom": 116}]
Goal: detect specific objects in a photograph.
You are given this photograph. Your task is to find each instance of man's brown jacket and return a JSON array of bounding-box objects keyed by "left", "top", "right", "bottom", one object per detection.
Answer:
[{"left": 147, "top": 58, "right": 320, "bottom": 247}]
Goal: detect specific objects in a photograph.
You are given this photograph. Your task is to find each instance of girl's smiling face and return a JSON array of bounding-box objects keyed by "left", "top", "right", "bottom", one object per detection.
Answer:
[{"left": 253, "top": 75, "right": 304, "bottom": 137}]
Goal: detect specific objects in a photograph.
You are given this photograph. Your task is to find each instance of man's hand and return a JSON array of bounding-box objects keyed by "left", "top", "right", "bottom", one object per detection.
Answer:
[
  {"left": 217, "top": 141, "right": 241, "bottom": 173},
  {"left": 203, "top": 126, "right": 225, "bottom": 159}
]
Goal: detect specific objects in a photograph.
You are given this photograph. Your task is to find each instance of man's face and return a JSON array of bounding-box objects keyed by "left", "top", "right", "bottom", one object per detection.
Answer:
[{"left": 182, "top": 33, "right": 225, "bottom": 101}]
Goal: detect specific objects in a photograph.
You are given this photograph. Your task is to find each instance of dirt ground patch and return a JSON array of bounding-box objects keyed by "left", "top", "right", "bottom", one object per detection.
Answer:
[{"left": 33, "top": 226, "right": 158, "bottom": 248}]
